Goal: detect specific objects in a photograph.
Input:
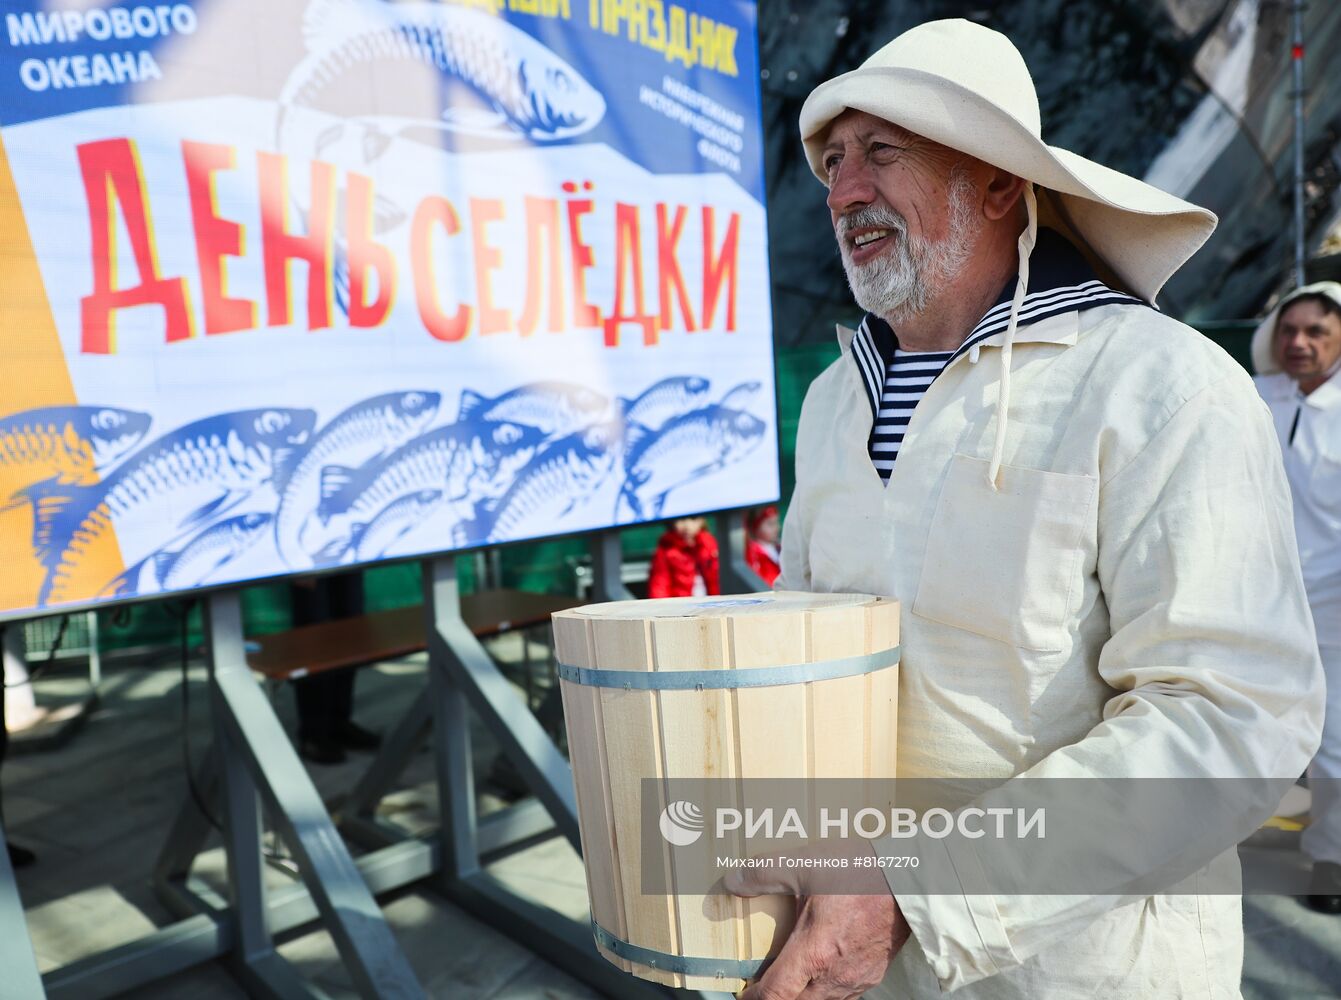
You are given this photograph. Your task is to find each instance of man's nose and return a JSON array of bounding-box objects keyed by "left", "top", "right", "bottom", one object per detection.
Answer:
[
  {"left": 826, "top": 159, "right": 875, "bottom": 215},
  {"left": 1283, "top": 331, "right": 1311, "bottom": 353}
]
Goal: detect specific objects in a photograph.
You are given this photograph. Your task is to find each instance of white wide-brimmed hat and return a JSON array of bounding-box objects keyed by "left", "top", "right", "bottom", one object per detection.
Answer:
[
  {"left": 799, "top": 18, "right": 1216, "bottom": 305},
  {"left": 799, "top": 18, "right": 1218, "bottom": 488},
  {"left": 1249, "top": 281, "right": 1341, "bottom": 375}
]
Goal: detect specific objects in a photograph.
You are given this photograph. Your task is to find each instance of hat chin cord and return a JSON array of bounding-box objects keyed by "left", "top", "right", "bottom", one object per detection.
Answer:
[{"left": 988, "top": 183, "right": 1039, "bottom": 492}]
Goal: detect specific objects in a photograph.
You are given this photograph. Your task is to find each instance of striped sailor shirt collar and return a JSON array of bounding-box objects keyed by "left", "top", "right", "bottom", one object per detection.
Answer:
[{"left": 837, "top": 229, "right": 1147, "bottom": 418}]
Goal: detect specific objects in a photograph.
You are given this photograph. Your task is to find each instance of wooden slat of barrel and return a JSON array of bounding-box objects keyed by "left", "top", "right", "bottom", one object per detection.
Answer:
[
  {"left": 809, "top": 603, "right": 869, "bottom": 780},
  {"left": 650, "top": 614, "right": 742, "bottom": 989},
  {"left": 717, "top": 607, "right": 806, "bottom": 981},
  {"left": 553, "top": 614, "right": 632, "bottom": 976},
  {"left": 593, "top": 616, "right": 683, "bottom": 987}
]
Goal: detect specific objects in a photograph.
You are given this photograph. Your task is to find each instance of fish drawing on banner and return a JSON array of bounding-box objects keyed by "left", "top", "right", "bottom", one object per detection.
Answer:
[
  {"left": 275, "top": 390, "right": 441, "bottom": 569},
  {"left": 277, "top": 0, "right": 607, "bottom": 311},
  {"left": 461, "top": 421, "right": 621, "bottom": 546},
  {"left": 308, "top": 419, "right": 545, "bottom": 564},
  {"left": 717, "top": 380, "right": 763, "bottom": 411},
  {"left": 618, "top": 405, "right": 767, "bottom": 520},
  {"left": 0, "top": 380, "right": 768, "bottom": 607},
  {"left": 618, "top": 376, "right": 712, "bottom": 433},
  {"left": 456, "top": 382, "right": 609, "bottom": 439},
  {"left": 0, "top": 406, "right": 152, "bottom": 507},
  {"left": 27, "top": 409, "right": 315, "bottom": 606},
  {"left": 352, "top": 488, "right": 446, "bottom": 562},
  {"left": 282, "top": 0, "right": 607, "bottom": 142},
  {"left": 104, "top": 512, "right": 274, "bottom": 597}
]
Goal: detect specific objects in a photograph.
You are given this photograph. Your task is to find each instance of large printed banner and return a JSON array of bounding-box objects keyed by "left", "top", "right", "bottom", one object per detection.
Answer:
[{"left": 0, "top": 0, "right": 777, "bottom": 619}]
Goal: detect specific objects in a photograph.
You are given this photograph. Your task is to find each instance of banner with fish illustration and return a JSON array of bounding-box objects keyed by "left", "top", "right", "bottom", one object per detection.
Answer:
[{"left": 0, "top": 0, "right": 776, "bottom": 619}]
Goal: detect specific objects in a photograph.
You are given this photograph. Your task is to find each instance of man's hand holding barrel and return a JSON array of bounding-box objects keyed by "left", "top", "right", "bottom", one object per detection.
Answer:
[{"left": 725, "top": 842, "right": 911, "bottom": 1000}]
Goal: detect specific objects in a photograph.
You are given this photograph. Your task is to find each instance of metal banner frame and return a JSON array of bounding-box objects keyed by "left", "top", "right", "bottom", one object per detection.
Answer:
[
  {"left": 338, "top": 544, "right": 730, "bottom": 998},
  {"left": 203, "top": 591, "right": 422, "bottom": 999},
  {"left": 19, "top": 589, "right": 424, "bottom": 1000},
  {"left": 0, "top": 813, "right": 44, "bottom": 998},
  {"left": 145, "top": 538, "right": 732, "bottom": 999},
  {"left": 9, "top": 521, "right": 762, "bottom": 998}
]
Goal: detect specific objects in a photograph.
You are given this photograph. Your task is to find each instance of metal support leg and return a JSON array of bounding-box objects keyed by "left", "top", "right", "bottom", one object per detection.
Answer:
[
  {"left": 715, "top": 510, "right": 768, "bottom": 595},
  {"left": 153, "top": 741, "right": 222, "bottom": 899},
  {"left": 0, "top": 813, "right": 44, "bottom": 998},
  {"left": 416, "top": 559, "right": 700, "bottom": 999},
  {"left": 424, "top": 576, "right": 479, "bottom": 882},
  {"left": 589, "top": 530, "right": 634, "bottom": 602},
  {"left": 521, "top": 626, "right": 534, "bottom": 708},
  {"left": 344, "top": 696, "right": 432, "bottom": 820},
  {"left": 204, "top": 591, "right": 423, "bottom": 1000},
  {"left": 423, "top": 558, "right": 581, "bottom": 852},
  {"left": 214, "top": 703, "right": 299, "bottom": 999},
  {"left": 131, "top": 564, "right": 717, "bottom": 1000}
]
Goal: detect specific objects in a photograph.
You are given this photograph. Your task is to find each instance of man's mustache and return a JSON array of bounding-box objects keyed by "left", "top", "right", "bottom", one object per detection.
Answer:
[{"left": 837, "top": 206, "right": 909, "bottom": 241}]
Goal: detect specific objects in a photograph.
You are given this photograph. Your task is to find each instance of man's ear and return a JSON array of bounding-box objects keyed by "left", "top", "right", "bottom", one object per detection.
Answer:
[{"left": 982, "top": 169, "right": 1027, "bottom": 222}]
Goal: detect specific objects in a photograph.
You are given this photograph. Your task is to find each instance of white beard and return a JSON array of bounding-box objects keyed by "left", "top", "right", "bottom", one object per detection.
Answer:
[{"left": 837, "top": 167, "right": 979, "bottom": 326}]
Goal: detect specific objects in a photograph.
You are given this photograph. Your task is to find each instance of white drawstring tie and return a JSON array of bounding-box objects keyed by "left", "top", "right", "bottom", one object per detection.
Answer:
[{"left": 988, "top": 183, "right": 1039, "bottom": 491}]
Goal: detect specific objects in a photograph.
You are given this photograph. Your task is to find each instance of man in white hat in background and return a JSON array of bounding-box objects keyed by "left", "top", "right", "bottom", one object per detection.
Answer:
[
  {"left": 1252, "top": 282, "right": 1341, "bottom": 915},
  {"left": 726, "top": 18, "right": 1324, "bottom": 1000}
]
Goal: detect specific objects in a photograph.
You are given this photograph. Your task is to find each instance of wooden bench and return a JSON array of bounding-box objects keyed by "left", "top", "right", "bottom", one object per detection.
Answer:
[{"left": 247, "top": 589, "right": 583, "bottom": 687}]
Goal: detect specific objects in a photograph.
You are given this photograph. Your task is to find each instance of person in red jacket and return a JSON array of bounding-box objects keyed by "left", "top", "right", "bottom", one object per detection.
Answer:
[
  {"left": 647, "top": 517, "right": 719, "bottom": 598},
  {"left": 745, "top": 505, "right": 781, "bottom": 587}
]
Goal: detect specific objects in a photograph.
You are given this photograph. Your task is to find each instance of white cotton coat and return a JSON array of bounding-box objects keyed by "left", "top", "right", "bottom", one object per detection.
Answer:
[
  {"left": 778, "top": 301, "right": 1325, "bottom": 998},
  {"left": 1253, "top": 372, "right": 1341, "bottom": 646}
]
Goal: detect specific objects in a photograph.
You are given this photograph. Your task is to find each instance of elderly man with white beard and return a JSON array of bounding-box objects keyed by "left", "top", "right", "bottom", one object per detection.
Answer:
[{"left": 725, "top": 19, "right": 1324, "bottom": 1000}]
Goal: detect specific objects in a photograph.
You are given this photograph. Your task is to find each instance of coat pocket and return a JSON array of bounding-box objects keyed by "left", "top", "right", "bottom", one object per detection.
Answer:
[{"left": 912, "top": 454, "right": 1097, "bottom": 652}]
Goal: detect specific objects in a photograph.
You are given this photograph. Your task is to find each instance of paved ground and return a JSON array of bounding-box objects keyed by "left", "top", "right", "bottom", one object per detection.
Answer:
[
  {"left": 2, "top": 631, "right": 1340, "bottom": 998},
  {"left": 5, "top": 634, "right": 608, "bottom": 1000}
]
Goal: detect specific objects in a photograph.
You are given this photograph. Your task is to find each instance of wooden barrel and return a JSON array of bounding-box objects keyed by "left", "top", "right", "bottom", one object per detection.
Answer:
[{"left": 553, "top": 590, "right": 900, "bottom": 992}]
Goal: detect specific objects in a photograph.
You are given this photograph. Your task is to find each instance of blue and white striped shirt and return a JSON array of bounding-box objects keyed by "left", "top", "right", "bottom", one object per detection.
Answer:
[{"left": 871, "top": 349, "right": 952, "bottom": 482}]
